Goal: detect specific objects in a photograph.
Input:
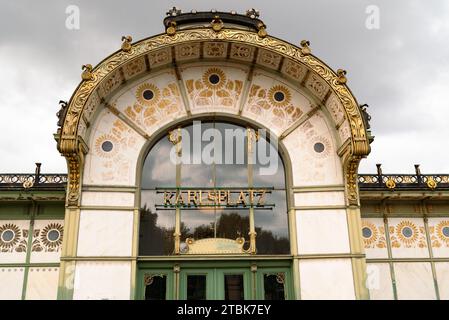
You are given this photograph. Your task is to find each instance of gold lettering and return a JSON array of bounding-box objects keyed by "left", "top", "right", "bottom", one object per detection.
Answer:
[
  {"left": 175, "top": 192, "right": 184, "bottom": 205},
  {"left": 187, "top": 190, "right": 198, "bottom": 206},
  {"left": 257, "top": 189, "right": 266, "bottom": 206},
  {"left": 164, "top": 191, "right": 174, "bottom": 206},
  {"left": 237, "top": 191, "right": 247, "bottom": 206}
]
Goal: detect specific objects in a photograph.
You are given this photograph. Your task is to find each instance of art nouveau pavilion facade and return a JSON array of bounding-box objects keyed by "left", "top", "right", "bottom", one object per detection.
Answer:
[{"left": 1, "top": 10, "right": 449, "bottom": 300}]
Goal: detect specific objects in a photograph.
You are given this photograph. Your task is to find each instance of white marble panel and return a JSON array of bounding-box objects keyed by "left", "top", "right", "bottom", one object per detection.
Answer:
[
  {"left": 77, "top": 210, "right": 133, "bottom": 256},
  {"left": 389, "top": 218, "right": 429, "bottom": 258},
  {"left": 361, "top": 218, "right": 388, "bottom": 259},
  {"left": 366, "top": 263, "right": 394, "bottom": 300},
  {"left": 30, "top": 219, "right": 64, "bottom": 263},
  {"left": 299, "top": 259, "right": 355, "bottom": 300},
  {"left": 81, "top": 192, "right": 135, "bottom": 207},
  {"left": 0, "top": 219, "right": 29, "bottom": 263},
  {"left": 297, "top": 209, "right": 350, "bottom": 254},
  {"left": 294, "top": 191, "right": 345, "bottom": 207},
  {"left": 73, "top": 261, "right": 131, "bottom": 300},
  {"left": 25, "top": 267, "right": 59, "bottom": 300},
  {"left": 0, "top": 267, "right": 25, "bottom": 300},
  {"left": 394, "top": 262, "right": 436, "bottom": 300},
  {"left": 435, "top": 262, "right": 449, "bottom": 300}
]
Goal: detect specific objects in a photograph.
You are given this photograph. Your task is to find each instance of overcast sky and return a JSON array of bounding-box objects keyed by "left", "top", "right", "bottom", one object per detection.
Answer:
[{"left": 0, "top": 0, "right": 448, "bottom": 174}]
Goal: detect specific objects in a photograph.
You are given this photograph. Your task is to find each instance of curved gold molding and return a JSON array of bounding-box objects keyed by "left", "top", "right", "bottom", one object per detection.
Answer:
[{"left": 56, "top": 27, "right": 371, "bottom": 205}]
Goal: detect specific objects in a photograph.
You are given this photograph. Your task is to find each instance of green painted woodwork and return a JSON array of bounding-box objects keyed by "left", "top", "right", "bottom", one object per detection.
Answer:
[{"left": 137, "top": 261, "right": 292, "bottom": 300}]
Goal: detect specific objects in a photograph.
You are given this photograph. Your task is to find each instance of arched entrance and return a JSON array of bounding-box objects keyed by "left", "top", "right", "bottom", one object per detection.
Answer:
[{"left": 55, "top": 10, "right": 371, "bottom": 300}]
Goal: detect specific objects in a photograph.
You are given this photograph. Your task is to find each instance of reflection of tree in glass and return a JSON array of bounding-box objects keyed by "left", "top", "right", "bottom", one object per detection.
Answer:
[
  {"left": 139, "top": 205, "right": 174, "bottom": 255},
  {"left": 139, "top": 207, "right": 289, "bottom": 255}
]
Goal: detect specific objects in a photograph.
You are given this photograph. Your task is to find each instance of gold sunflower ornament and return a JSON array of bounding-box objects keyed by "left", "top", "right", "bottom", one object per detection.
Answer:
[
  {"left": 0, "top": 223, "right": 21, "bottom": 250},
  {"left": 136, "top": 83, "right": 161, "bottom": 106},
  {"left": 396, "top": 221, "right": 418, "bottom": 247},
  {"left": 40, "top": 223, "right": 63, "bottom": 251},
  {"left": 202, "top": 68, "right": 227, "bottom": 90},
  {"left": 268, "top": 85, "right": 292, "bottom": 107}
]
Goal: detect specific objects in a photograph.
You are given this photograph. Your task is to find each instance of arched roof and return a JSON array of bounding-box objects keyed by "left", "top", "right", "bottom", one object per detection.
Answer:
[{"left": 55, "top": 10, "right": 371, "bottom": 206}]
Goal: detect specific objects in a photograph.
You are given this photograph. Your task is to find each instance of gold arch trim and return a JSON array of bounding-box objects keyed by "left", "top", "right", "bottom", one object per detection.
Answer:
[{"left": 56, "top": 27, "right": 370, "bottom": 205}]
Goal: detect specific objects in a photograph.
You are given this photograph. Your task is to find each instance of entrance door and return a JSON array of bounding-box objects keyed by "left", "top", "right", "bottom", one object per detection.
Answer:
[
  {"left": 138, "top": 263, "right": 292, "bottom": 300},
  {"left": 179, "top": 268, "right": 251, "bottom": 300}
]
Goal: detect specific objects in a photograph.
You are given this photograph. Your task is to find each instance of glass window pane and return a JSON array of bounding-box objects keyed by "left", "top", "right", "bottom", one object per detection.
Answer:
[
  {"left": 225, "top": 274, "right": 244, "bottom": 300},
  {"left": 139, "top": 191, "right": 175, "bottom": 255},
  {"left": 215, "top": 123, "right": 248, "bottom": 187},
  {"left": 187, "top": 275, "right": 206, "bottom": 300},
  {"left": 181, "top": 209, "right": 215, "bottom": 240},
  {"left": 142, "top": 137, "right": 176, "bottom": 189},
  {"left": 181, "top": 209, "right": 249, "bottom": 241},
  {"left": 264, "top": 274, "right": 285, "bottom": 300},
  {"left": 181, "top": 122, "right": 214, "bottom": 187},
  {"left": 145, "top": 275, "right": 166, "bottom": 300},
  {"left": 255, "top": 191, "right": 290, "bottom": 254},
  {"left": 253, "top": 136, "right": 286, "bottom": 189}
]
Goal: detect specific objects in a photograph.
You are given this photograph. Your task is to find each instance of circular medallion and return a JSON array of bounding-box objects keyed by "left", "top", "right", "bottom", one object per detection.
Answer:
[
  {"left": 362, "top": 227, "right": 372, "bottom": 239},
  {"left": 268, "top": 85, "right": 291, "bottom": 107},
  {"left": 47, "top": 229, "right": 61, "bottom": 242},
  {"left": 41, "top": 223, "right": 63, "bottom": 250},
  {"left": 136, "top": 83, "right": 160, "bottom": 106},
  {"left": 203, "top": 68, "right": 226, "bottom": 89},
  {"left": 313, "top": 142, "right": 325, "bottom": 153},
  {"left": 101, "top": 141, "right": 113, "bottom": 152},
  {"left": 401, "top": 227, "right": 413, "bottom": 238},
  {"left": 1, "top": 230, "right": 14, "bottom": 242},
  {"left": 95, "top": 134, "right": 119, "bottom": 158},
  {"left": 436, "top": 221, "right": 449, "bottom": 243},
  {"left": 0, "top": 224, "right": 21, "bottom": 249},
  {"left": 309, "top": 137, "right": 331, "bottom": 159},
  {"left": 443, "top": 226, "right": 449, "bottom": 238},
  {"left": 396, "top": 221, "right": 418, "bottom": 245},
  {"left": 361, "top": 221, "right": 378, "bottom": 246},
  {"left": 142, "top": 89, "right": 154, "bottom": 101}
]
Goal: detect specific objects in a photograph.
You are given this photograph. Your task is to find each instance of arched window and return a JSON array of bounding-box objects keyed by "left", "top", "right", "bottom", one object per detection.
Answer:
[{"left": 139, "top": 121, "right": 289, "bottom": 255}]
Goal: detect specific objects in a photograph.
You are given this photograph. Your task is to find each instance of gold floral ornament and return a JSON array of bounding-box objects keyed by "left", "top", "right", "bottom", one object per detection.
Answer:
[
  {"left": 395, "top": 221, "right": 418, "bottom": 247},
  {"left": 22, "top": 177, "right": 34, "bottom": 189},
  {"left": 300, "top": 40, "right": 311, "bottom": 55},
  {"left": 94, "top": 134, "right": 119, "bottom": 158},
  {"left": 121, "top": 36, "right": 133, "bottom": 52},
  {"left": 247, "top": 84, "right": 302, "bottom": 130},
  {"left": 125, "top": 82, "right": 182, "bottom": 128},
  {"left": 166, "top": 21, "right": 177, "bottom": 36},
  {"left": 336, "top": 69, "right": 347, "bottom": 84},
  {"left": 385, "top": 178, "right": 396, "bottom": 189},
  {"left": 136, "top": 83, "right": 161, "bottom": 106},
  {"left": 81, "top": 64, "right": 94, "bottom": 81},
  {"left": 40, "top": 223, "right": 63, "bottom": 251},
  {"left": 186, "top": 67, "right": 243, "bottom": 108},
  {"left": 202, "top": 68, "right": 227, "bottom": 90},
  {"left": 268, "top": 85, "right": 292, "bottom": 107},
  {"left": 436, "top": 220, "right": 449, "bottom": 245},
  {"left": 361, "top": 222, "right": 376, "bottom": 246},
  {"left": 427, "top": 177, "right": 437, "bottom": 189},
  {"left": 257, "top": 22, "right": 267, "bottom": 38},
  {"left": 211, "top": 16, "right": 224, "bottom": 32},
  {"left": 0, "top": 223, "right": 21, "bottom": 250}
]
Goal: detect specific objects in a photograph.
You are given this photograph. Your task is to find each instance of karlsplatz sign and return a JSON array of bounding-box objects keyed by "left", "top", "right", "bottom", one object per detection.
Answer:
[{"left": 156, "top": 188, "right": 273, "bottom": 209}]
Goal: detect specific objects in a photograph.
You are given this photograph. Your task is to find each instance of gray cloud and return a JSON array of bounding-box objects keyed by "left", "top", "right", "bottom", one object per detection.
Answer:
[{"left": 0, "top": 0, "right": 448, "bottom": 174}]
